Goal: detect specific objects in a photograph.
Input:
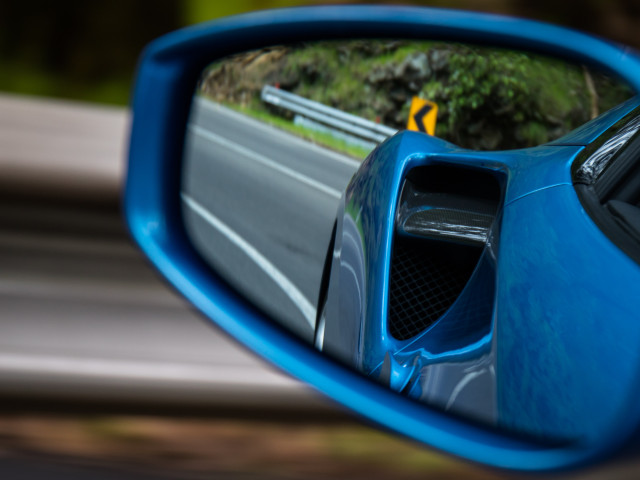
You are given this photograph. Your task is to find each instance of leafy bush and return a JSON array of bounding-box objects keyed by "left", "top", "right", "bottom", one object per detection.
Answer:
[{"left": 200, "top": 41, "right": 633, "bottom": 150}]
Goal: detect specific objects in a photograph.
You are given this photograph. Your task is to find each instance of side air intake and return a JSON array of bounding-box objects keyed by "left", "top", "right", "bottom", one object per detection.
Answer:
[{"left": 388, "top": 165, "right": 501, "bottom": 341}]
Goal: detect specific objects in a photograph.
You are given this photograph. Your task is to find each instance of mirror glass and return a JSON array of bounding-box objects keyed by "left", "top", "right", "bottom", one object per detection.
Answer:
[{"left": 180, "top": 40, "right": 634, "bottom": 441}]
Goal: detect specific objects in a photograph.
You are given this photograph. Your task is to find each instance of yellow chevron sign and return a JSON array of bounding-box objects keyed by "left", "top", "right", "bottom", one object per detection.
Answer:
[{"left": 406, "top": 97, "right": 438, "bottom": 136}]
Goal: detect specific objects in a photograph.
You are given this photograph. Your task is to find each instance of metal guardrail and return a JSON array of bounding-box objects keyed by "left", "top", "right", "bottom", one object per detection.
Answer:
[{"left": 261, "top": 85, "right": 397, "bottom": 147}]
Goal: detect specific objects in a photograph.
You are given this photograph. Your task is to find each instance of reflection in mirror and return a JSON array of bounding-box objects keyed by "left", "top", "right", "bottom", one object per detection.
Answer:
[{"left": 181, "top": 40, "right": 634, "bottom": 441}]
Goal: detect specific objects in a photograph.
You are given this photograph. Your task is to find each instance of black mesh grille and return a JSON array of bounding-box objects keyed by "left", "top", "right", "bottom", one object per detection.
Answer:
[{"left": 388, "top": 236, "right": 481, "bottom": 341}]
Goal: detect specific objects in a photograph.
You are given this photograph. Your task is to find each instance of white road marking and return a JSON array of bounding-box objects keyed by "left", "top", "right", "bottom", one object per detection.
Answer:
[
  {"left": 195, "top": 97, "right": 363, "bottom": 169},
  {"left": 190, "top": 124, "right": 342, "bottom": 199},
  {"left": 182, "top": 194, "right": 317, "bottom": 329}
]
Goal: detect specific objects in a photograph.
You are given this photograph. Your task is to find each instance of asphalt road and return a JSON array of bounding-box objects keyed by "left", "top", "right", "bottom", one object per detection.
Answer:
[{"left": 182, "top": 97, "right": 359, "bottom": 341}]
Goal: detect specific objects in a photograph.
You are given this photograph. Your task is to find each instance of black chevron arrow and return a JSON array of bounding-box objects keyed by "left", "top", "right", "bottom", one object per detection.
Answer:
[{"left": 413, "top": 104, "right": 432, "bottom": 133}]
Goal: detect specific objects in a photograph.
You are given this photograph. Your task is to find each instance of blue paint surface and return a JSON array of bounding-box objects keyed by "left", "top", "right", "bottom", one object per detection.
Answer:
[
  {"left": 326, "top": 128, "right": 640, "bottom": 445},
  {"left": 497, "top": 185, "right": 640, "bottom": 443}
]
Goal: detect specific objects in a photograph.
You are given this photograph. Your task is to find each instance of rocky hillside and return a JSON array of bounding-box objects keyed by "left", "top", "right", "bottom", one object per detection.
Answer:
[{"left": 199, "top": 41, "right": 632, "bottom": 150}]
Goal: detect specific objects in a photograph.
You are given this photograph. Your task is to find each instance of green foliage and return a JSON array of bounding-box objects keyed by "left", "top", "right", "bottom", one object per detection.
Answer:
[
  {"left": 418, "top": 45, "right": 635, "bottom": 149},
  {"left": 201, "top": 40, "right": 634, "bottom": 150},
  {"left": 417, "top": 45, "right": 621, "bottom": 149},
  {"left": 425, "top": 49, "right": 531, "bottom": 129}
]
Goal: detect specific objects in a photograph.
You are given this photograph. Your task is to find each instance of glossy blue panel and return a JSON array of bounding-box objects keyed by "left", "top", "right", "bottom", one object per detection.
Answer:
[
  {"left": 326, "top": 127, "right": 640, "bottom": 455},
  {"left": 339, "top": 133, "right": 460, "bottom": 375},
  {"left": 125, "top": 5, "right": 640, "bottom": 471},
  {"left": 497, "top": 184, "right": 640, "bottom": 446},
  {"left": 327, "top": 127, "right": 640, "bottom": 441}
]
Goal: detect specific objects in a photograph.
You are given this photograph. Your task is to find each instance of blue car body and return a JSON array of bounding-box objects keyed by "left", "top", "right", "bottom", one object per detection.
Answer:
[{"left": 320, "top": 96, "right": 640, "bottom": 445}]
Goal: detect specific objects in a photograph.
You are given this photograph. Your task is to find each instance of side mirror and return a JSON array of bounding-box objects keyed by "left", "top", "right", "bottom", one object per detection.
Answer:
[{"left": 125, "top": 5, "right": 640, "bottom": 471}]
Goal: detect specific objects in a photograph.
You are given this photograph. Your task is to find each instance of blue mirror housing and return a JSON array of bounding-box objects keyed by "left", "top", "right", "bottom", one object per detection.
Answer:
[{"left": 125, "top": 5, "right": 640, "bottom": 471}]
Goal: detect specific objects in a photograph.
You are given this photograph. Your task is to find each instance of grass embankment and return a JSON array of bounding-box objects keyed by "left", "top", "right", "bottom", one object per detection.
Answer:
[
  {"left": 200, "top": 41, "right": 633, "bottom": 151},
  {"left": 217, "top": 100, "right": 374, "bottom": 160}
]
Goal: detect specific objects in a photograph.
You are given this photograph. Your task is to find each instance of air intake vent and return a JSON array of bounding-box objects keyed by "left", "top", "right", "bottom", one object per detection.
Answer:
[
  {"left": 388, "top": 165, "right": 501, "bottom": 341},
  {"left": 388, "top": 237, "right": 482, "bottom": 340}
]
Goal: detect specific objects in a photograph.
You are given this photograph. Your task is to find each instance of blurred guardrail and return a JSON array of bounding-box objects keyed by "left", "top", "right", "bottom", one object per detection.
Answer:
[
  {"left": 0, "top": 93, "right": 333, "bottom": 415},
  {"left": 261, "top": 84, "right": 397, "bottom": 150}
]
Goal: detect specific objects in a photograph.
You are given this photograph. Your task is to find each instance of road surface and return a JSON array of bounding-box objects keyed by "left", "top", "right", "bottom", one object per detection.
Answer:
[{"left": 182, "top": 97, "right": 359, "bottom": 340}]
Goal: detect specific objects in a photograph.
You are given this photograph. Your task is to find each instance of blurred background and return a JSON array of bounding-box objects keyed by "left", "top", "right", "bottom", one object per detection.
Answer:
[
  {"left": 2, "top": 0, "right": 639, "bottom": 106},
  {"left": 1, "top": 1, "right": 640, "bottom": 479}
]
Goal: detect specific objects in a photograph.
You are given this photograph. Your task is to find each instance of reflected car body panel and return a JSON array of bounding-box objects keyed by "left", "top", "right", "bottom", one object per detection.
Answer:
[
  {"left": 498, "top": 183, "right": 640, "bottom": 442},
  {"left": 321, "top": 99, "right": 640, "bottom": 443}
]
